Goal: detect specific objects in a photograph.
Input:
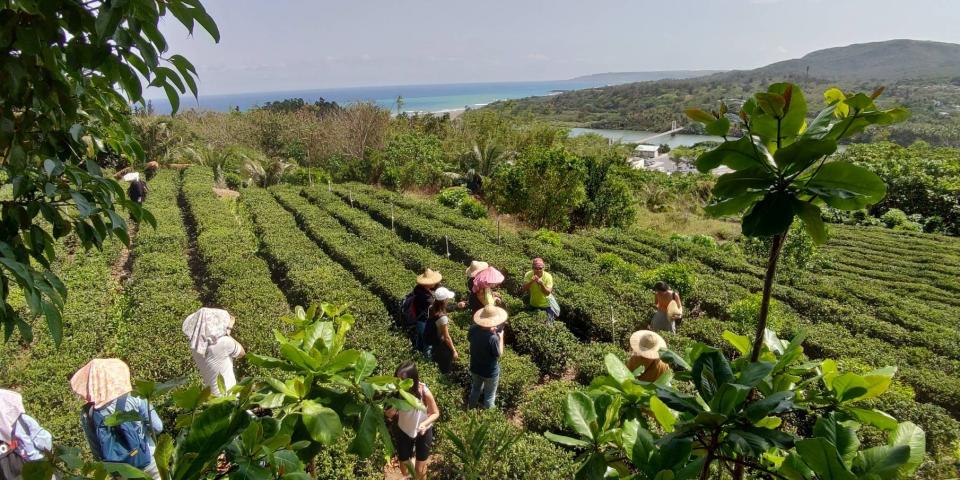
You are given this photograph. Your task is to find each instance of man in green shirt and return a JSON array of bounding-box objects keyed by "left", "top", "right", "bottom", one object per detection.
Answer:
[{"left": 522, "top": 257, "right": 557, "bottom": 321}]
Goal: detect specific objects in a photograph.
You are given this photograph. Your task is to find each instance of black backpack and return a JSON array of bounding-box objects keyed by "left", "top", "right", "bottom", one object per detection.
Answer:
[
  {"left": 399, "top": 291, "right": 426, "bottom": 328},
  {"left": 0, "top": 438, "right": 25, "bottom": 480}
]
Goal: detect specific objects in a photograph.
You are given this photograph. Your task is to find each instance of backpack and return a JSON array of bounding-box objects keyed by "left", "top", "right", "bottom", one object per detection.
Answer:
[
  {"left": 86, "top": 395, "right": 152, "bottom": 468},
  {"left": 423, "top": 315, "right": 441, "bottom": 347},
  {"left": 0, "top": 440, "right": 24, "bottom": 480},
  {"left": 128, "top": 180, "right": 147, "bottom": 204},
  {"left": 399, "top": 291, "right": 427, "bottom": 328}
]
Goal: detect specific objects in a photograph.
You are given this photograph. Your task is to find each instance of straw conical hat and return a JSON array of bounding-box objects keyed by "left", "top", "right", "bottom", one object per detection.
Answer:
[
  {"left": 629, "top": 330, "right": 666, "bottom": 360},
  {"left": 465, "top": 261, "right": 489, "bottom": 278},
  {"left": 473, "top": 305, "right": 508, "bottom": 328},
  {"left": 416, "top": 268, "right": 443, "bottom": 286}
]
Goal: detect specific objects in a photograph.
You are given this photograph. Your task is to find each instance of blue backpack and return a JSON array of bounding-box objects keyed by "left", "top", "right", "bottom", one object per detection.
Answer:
[{"left": 86, "top": 395, "right": 152, "bottom": 468}]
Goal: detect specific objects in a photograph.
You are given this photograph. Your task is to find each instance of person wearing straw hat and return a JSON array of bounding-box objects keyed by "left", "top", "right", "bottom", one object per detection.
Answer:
[
  {"left": 650, "top": 281, "right": 683, "bottom": 333},
  {"left": 405, "top": 269, "right": 443, "bottom": 353},
  {"left": 462, "top": 261, "right": 489, "bottom": 313},
  {"left": 72, "top": 359, "right": 163, "bottom": 479},
  {"left": 428, "top": 287, "right": 460, "bottom": 373},
  {"left": 0, "top": 389, "right": 53, "bottom": 469},
  {"left": 183, "top": 307, "right": 246, "bottom": 396},
  {"left": 467, "top": 305, "right": 507, "bottom": 409},
  {"left": 627, "top": 330, "right": 671, "bottom": 383}
]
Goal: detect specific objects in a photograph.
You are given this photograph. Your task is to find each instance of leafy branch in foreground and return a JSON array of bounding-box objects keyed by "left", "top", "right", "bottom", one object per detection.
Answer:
[
  {"left": 21, "top": 303, "right": 418, "bottom": 480},
  {"left": 1, "top": 0, "right": 219, "bottom": 344},
  {"left": 685, "top": 84, "right": 907, "bottom": 361},
  {"left": 548, "top": 330, "right": 924, "bottom": 480}
]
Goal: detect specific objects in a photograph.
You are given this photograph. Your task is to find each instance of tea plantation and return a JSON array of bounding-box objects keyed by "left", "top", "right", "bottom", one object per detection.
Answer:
[{"left": 3, "top": 167, "right": 959, "bottom": 478}]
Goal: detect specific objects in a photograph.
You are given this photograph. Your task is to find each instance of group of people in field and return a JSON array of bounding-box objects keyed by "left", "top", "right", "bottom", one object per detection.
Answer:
[
  {"left": 0, "top": 307, "right": 245, "bottom": 480},
  {"left": 0, "top": 252, "right": 685, "bottom": 480}
]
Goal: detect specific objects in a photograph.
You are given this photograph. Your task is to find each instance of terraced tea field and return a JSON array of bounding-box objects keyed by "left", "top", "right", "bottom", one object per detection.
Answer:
[{"left": 3, "top": 168, "right": 959, "bottom": 477}]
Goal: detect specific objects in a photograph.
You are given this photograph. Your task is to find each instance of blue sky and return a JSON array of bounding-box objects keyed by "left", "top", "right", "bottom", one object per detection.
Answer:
[{"left": 157, "top": 0, "right": 960, "bottom": 96}]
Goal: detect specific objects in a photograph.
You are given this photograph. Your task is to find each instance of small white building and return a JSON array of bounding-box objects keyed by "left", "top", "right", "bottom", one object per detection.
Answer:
[{"left": 634, "top": 144, "right": 660, "bottom": 159}]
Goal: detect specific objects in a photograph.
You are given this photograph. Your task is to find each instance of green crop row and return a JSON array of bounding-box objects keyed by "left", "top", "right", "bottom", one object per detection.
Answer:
[
  {"left": 179, "top": 168, "right": 290, "bottom": 368},
  {"left": 109, "top": 169, "right": 202, "bottom": 382}
]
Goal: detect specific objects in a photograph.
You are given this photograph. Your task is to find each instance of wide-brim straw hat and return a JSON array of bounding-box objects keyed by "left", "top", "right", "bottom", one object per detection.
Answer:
[
  {"left": 465, "top": 261, "right": 489, "bottom": 278},
  {"left": 416, "top": 268, "right": 443, "bottom": 286},
  {"left": 473, "top": 305, "right": 509, "bottom": 328},
  {"left": 629, "top": 330, "right": 667, "bottom": 360}
]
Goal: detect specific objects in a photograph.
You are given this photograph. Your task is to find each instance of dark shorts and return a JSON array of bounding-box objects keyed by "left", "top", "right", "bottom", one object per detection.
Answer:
[
  {"left": 432, "top": 343, "right": 454, "bottom": 373},
  {"left": 396, "top": 426, "right": 434, "bottom": 462}
]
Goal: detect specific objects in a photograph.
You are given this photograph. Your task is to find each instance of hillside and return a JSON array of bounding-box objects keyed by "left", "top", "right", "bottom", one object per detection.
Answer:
[
  {"left": 567, "top": 70, "right": 722, "bottom": 84},
  {"left": 490, "top": 39, "right": 960, "bottom": 146}
]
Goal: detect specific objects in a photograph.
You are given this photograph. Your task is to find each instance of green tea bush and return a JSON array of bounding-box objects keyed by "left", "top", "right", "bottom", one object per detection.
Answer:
[
  {"left": 434, "top": 410, "right": 578, "bottom": 479},
  {"left": 509, "top": 311, "right": 580, "bottom": 377},
  {"left": 519, "top": 380, "right": 581, "bottom": 434},
  {"left": 726, "top": 293, "right": 785, "bottom": 331},
  {"left": 533, "top": 228, "right": 563, "bottom": 248},
  {"left": 638, "top": 262, "right": 695, "bottom": 298},
  {"left": 282, "top": 166, "right": 331, "bottom": 186},
  {"left": 437, "top": 185, "right": 470, "bottom": 208},
  {"left": 459, "top": 197, "right": 487, "bottom": 219}
]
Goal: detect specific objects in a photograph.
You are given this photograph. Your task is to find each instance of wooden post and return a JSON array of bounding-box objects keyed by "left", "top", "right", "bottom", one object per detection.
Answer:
[
  {"left": 327, "top": 179, "right": 331, "bottom": 192},
  {"left": 497, "top": 216, "right": 501, "bottom": 246},
  {"left": 610, "top": 305, "right": 616, "bottom": 342},
  {"left": 445, "top": 235, "right": 450, "bottom": 258},
  {"left": 391, "top": 203, "right": 395, "bottom": 232}
]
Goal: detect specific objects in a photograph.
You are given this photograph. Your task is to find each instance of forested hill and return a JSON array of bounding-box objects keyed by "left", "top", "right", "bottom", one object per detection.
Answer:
[
  {"left": 490, "top": 39, "right": 960, "bottom": 146},
  {"left": 567, "top": 70, "right": 723, "bottom": 84}
]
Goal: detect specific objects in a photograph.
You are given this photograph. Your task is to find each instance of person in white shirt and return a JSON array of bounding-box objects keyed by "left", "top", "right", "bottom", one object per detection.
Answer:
[
  {"left": 385, "top": 361, "right": 439, "bottom": 480},
  {"left": 182, "top": 307, "right": 246, "bottom": 396}
]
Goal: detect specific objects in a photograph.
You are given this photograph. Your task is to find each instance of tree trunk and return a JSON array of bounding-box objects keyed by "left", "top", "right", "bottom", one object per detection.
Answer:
[{"left": 750, "top": 233, "right": 786, "bottom": 362}]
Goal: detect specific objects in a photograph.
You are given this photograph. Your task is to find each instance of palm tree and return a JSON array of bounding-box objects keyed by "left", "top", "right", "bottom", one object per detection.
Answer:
[{"left": 469, "top": 142, "right": 514, "bottom": 178}]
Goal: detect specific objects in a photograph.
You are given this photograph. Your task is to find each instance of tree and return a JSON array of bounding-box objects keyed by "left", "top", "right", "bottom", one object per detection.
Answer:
[
  {"left": 0, "top": 0, "right": 218, "bottom": 343},
  {"left": 684, "top": 83, "right": 906, "bottom": 362}
]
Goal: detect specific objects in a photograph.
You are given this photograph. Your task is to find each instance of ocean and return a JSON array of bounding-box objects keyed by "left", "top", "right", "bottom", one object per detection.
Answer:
[{"left": 147, "top": 80, "right": 608, "bottom": 115}]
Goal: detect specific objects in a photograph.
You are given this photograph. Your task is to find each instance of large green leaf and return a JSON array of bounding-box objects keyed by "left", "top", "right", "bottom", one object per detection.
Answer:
[
  {"left": 853, "top": 445, "right": 910, "bottom": 478},
  {"left": 803, "top": 162, "right": 887, "bottom": 210},
  {"left": 847, "top": 407, "right": 898, "bottom": 431},
  {"left": 605, "top": 353, "right": 633, "bottom": 383},
  {"left": 301, "top": 400, "right": 342, "bottom": 445},
  {"left": 744, "top": 391, "right": 795, "bottom": 423},
  {"left": 348, "top": 405, "right": 379, "bottom": 457},
  {"left": 831, "top": 373, "right": 870, "bottom": 403},
  {"left": 655, "top": 387, "right": 703, "bottom": 415},
  {"left": 621, "top": 419, "right": 655, "bottom": 465},
  {"left": 691, "top": 351, "right": 734, "bottom": 402},
  {"left": 792, "top": 201, "right": 827, "bottom": 246},
  {"left": 703, "top": 192, "right": 763, "bottom": 217},
  {"left": 814, "top": 414, "right": 860, "bottom": 465},
  {"left": 173, "top": 401, "right": 250, "bottom": 480},
  {"left": 649, "top": 396, "right": 676, "bottom": 432},
  {"left": 576, "top": 452, "right": 608, "bottom": 480},
  {"left": 742, "top": 192, "right": 795, "bottom": 238},
  {"left": 890, "top": 422, "right": 925, "bottom": 477},
  {"left": 774, "top": 138, "right": 836, "bottom": 176},
  {"left": 722, "top": 331, "right": 751, "bottom": 355},
  {"left": 695, "top": 137, "right": 764, "bottom": 172},
  {"left": 795, "top": 438, "right": 857, "bottom": 480},
  {"left": 709, "top": 383, "right": 751, "bottom": 416},
  {"left": 544, "top": 432, "right": 591, "bottom": 448},
  {"left": 860, "top": 366, "right": 896, "bottom": 401},
  {"left": 737, "top": 361, "right": 775, "bottom": 388},
  {"left": 712, "top": 167, "right": 776, "bottom": 198},
  {"left": 565, "top": 392, "right": 597, "bottom": 440}
]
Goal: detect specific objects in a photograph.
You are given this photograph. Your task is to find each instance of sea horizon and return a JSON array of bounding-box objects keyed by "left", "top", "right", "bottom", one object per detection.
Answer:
[{"left": 146, "top": 79, "right": 608, "bottom": 115}]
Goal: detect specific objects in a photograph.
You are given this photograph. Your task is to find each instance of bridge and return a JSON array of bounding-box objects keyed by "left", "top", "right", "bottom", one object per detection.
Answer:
[{"left": 634, "top": 121, "right": 685, "bottom": 144}]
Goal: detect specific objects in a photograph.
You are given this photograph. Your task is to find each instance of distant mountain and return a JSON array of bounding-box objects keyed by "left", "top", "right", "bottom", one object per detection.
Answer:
[
  {"left": 740, "top": 39, "right": 960, "bottom": 82},
  {"left": 567, "top": 70, "right": 723, "bottom": 85},
  {"left": 489, "top": 39, "right": 960, "bottom": 146}
]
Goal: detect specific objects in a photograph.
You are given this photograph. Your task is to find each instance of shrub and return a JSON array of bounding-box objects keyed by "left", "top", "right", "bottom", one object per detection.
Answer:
[
  {"left": 282, "top": 166, "right": 331, "bottom": 186},
  {"left": 459, "top": 197, "right": 487, "bottom": 219},
  {"left": 727, "top": 293, "right": 785, "bottom": 331},
  {"left": 533, "top": 228, "right": 563, "bottom": 248},
  {"left": 437, "top": 186, "right": 470, "bottom": 208},
  {"left": 519, "top": 381, "right": 581, "bottom": 434},
  {"left": 224, "top": 172, "right": 244, "bottom": 190},
  {"left": 880, "top": 208, "right": 912, "bottom": 229},
  {"left": 638, "top": 262, "right": 695, "bottom": 298}
]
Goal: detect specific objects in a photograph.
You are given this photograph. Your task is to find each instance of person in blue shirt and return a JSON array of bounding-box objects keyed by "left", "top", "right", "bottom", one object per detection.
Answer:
[
  {"left": 71, "top": 359, "right": 164, "bottom": 480},
  {"left": 0, "top": 389, "right": 53, "bottom": 462},
  {"left": 467, "top": 305, "right": 507, "bottom": 409}
]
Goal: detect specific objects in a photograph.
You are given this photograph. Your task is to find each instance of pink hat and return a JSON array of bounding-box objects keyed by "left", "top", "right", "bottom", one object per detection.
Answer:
[{"left": 532, "top": 258, "right": 545, "bottom": 269}]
